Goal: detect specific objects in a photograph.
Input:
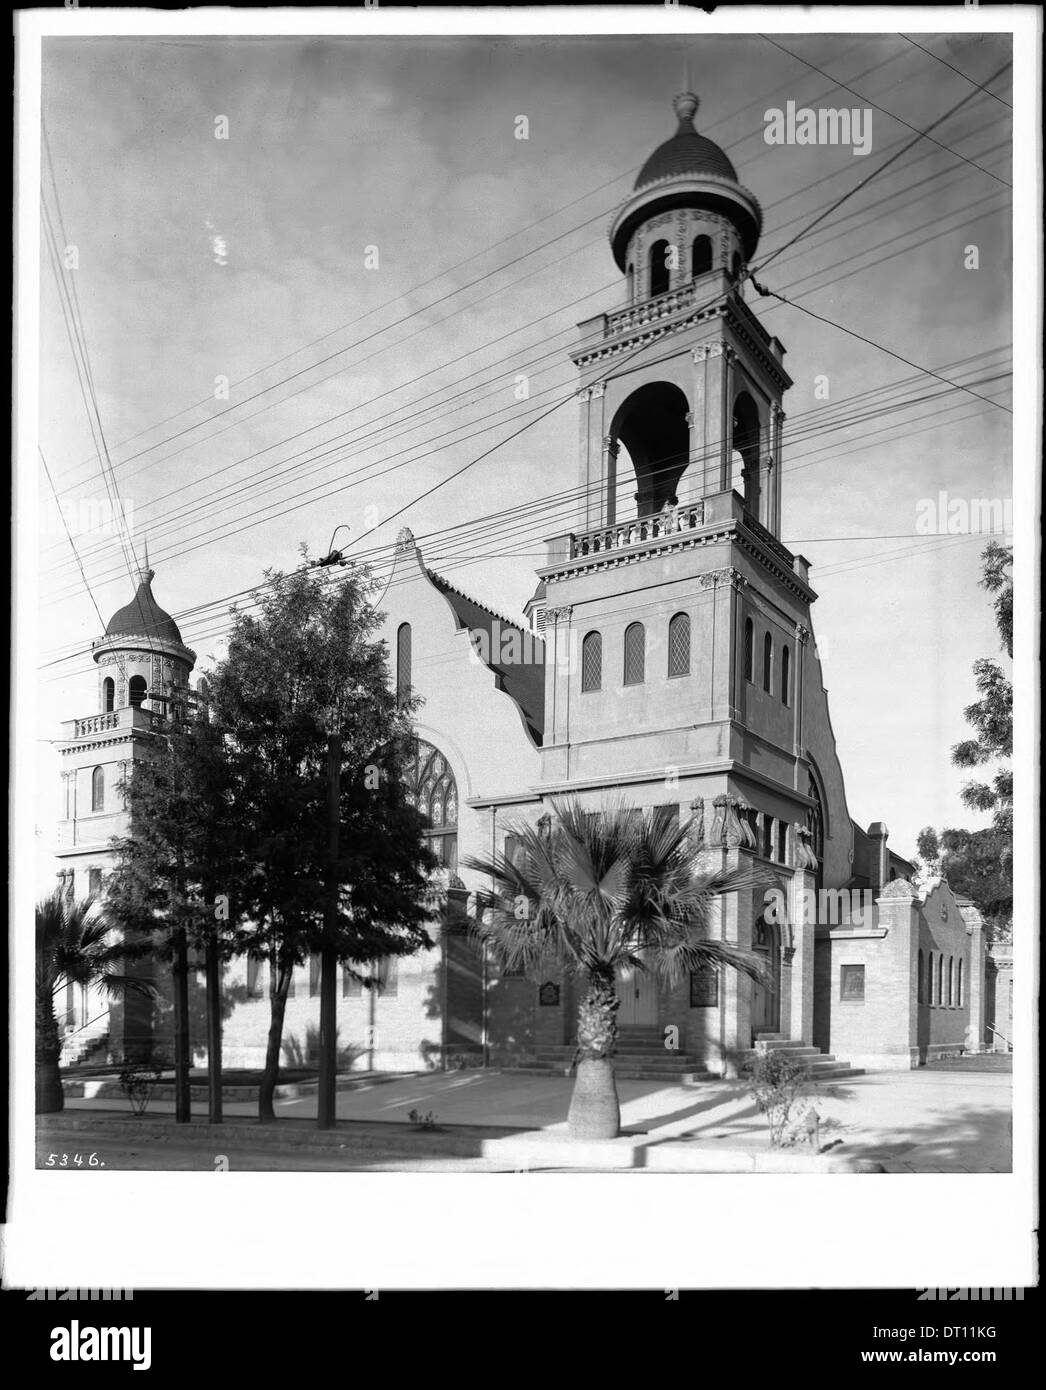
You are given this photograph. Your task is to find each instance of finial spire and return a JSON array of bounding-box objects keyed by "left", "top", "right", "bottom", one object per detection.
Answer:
[
  {"left": 141, "top": 536, "right": 154, "bottom": 585},
  {"left": 673, "top": 90, "right": 700, "bottom": 130}
]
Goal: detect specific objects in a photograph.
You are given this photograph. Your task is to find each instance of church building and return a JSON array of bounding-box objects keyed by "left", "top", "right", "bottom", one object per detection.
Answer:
[{"left": 54, "top": 93, "right": 992, "bottom": 1079}]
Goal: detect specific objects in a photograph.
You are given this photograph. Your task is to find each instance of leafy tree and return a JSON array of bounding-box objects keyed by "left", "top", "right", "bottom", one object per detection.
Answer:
[
  {"left": 914, "top": 825, "right": 1012, "bottom": 941},
  {"left": 36, "top": 890, "right": 155, "bottom": 1114},
  {"left": 465, "top": 798, "right": 767, "bottom": 1141},
  {"left": 951, "top": 541, "right": 1012, "bottom": 851},
  {"left": 208, "top": 558, "right": 435, "bottom": 1121}
]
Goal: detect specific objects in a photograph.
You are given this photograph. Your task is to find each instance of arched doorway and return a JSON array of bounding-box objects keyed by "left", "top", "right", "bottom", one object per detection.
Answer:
[
  {"left": 610, "top": 381, "right": 691, "bottom": 519},
  {"left": 751, "top": 911, "right": 781, "bottom": 1040}
]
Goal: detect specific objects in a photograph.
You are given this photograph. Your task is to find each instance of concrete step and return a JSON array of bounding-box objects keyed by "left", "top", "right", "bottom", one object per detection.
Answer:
[{"left": 533, "top": 1052, "right": 705, "bottom": 1069}]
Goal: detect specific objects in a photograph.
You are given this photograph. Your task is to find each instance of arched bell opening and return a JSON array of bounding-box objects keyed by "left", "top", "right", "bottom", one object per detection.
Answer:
[
  {"left": 610, "top": 382, "right": 691, "bottom": 520},
  {"left": 732, "top": 390, "right": 762, "bottom": 518}
]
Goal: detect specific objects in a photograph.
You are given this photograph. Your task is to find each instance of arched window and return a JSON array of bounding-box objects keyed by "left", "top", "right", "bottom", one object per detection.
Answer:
[
  {"left": 128, "top": 675, "right": 147, "bottom": 708},
  {"left": 917, "top": 950, "right": 925, "bottom": 1004},
  {"left": 649, "top": 240, "right": 670, "bottom": 298},
  {"left": 762, "top": 632, "right": 773, "bottom": 692},
  {"left": 667, "top": 612, "right": 690, "bottom": 677},
  {"left": 744, "top": 617, "right": 754, "bottom": 681},
  {"left": 806, "top": 769, "right": 825, "bottom": 895},
  {"left": 731, "top": 251, "right": 743, "bottom": 282},
  {"left": 692, "top": 234, "right": 712, "bottom": 277},
  {"left": 91, "top": 766, "right": 105, "bottom": 812},
  {"left": 581, "top": 632, "right": 602, "bottom": 692},
  {"left": 927, "top": 952, "right": 935, "bottom": 1005},
  {"left": 624, "top": 622, "right": 646, "bottom": 685},
  {"left": 626, "top": 263, "right": 635, "bottom": 302},
  {"left": 102, "top": 677, "right": 115, "bottom": 713},
  {"left": 957, "top": 958, "right": 964, "bottom": 1007},
  {"left": 396, "top": 623, "right": 411, "bottom": 705},
  {"left": 405, "top": 739, "right": 458, "bottom": 873},
  {"left": 936, "top": 954, "right": 943, "bottom": 1006},
  {"left": 781, "top": 644, "right": 791, "bottom": 705},
  {"left": 947, "top": 957, "right": 954, "bottom": 1006}
]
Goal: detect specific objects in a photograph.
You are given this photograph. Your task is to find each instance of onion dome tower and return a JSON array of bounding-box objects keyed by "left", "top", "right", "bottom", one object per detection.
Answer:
[
  {"left": 610, "top": 91, "right": 763, "bottom": 304},
  {"left": 92, "top": 568, "right": 196, "bottom": 718}
]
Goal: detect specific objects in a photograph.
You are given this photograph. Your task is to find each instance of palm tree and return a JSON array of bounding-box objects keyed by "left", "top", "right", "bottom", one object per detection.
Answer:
[
  {"left": 36, "top": 889, "right": 155, "bottom": 1114},
  {"left": 465, "top": 798, "right": 768, "bottom": 1140}
]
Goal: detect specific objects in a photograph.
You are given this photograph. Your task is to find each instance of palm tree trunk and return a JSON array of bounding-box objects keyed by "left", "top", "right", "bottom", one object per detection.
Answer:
[
  {"left": 567, "top": 966, "right": 621, "bottom": 1140},
  {"left": 258, "top": 961, "right": 291, "bottom": 1123},
  {"left": 36, "top": 986, "right": 64, "bottom": 1114}
]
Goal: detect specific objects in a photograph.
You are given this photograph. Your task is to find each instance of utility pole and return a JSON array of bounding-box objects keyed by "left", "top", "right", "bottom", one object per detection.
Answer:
[{"left": 317, "top": 722, "right": 341, "bottom": 1129}]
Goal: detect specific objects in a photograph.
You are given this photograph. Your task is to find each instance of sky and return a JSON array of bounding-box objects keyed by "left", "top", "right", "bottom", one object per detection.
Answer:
[{"left": 34, "top": 31, "right": 1014, "bottom": 887}]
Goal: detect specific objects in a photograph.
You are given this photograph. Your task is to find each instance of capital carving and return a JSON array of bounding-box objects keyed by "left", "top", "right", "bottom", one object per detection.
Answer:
[
  {"left": 590, "top": 382, "right": 606, "bottom": 399},
  {"left": 684, "top": 412, "right": 697, "bottom": 427},
  {"left": 710, "top": 794, "right": 746, "bottom": 849},
  {"left": 795, "top": 624, "right": 810, "bottom": 645},
  {"left": 545, "top": 605, "right": 573, "bottom": 624},
  {"left": 577, "top": 387, "right": 591, "bottom": 403},
  {"left": 602, "top": 435, "right": 619, "bottom": 456}
]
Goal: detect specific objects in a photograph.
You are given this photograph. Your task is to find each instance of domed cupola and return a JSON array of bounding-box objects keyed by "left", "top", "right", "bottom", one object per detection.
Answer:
[
  {"left": 610, "top": 93, "right": 763, "bottom": 302},
  {"left": 92, "top": 568, "right": 196, "bottom": 718}
]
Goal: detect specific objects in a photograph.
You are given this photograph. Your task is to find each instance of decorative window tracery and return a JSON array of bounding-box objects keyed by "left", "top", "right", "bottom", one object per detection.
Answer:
[{"left": 405, "top": 738, "right": 458, "bottom": 872}]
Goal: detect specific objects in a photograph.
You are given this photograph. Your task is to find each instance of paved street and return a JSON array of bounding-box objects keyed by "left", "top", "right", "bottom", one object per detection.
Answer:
[{"left": 46, "top": 1062, "right": 1013, "bottom": 1172}]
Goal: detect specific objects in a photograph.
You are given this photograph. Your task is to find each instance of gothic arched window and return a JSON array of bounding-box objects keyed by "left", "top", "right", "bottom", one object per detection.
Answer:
[
  {"left": 91, "top": 766, "right": 105, "bottom": 812},
  {"left": 103, "top": 677, "right": 115, "bottom": 713},
  {"left": 806, "top": 769, "right": 825, "bottom": 894},
  {"left": 405, "top": 739, "right": 458, "bottom": 873},
  {"left": 624, "top": 622, "right": 646, "bottom": 686},
  {"left": 762, "top": 632, "right": 773, "bottom": 692},
  {"left": 731, "top": 251, "right": 743, "bottom": 282},
  {"left": 668, "top": 612, "right": 690, "bottom": 677},
  {"left": 917, "top": 949, "right": 926, "bottom": 1004},
  {"left": 128, "top": 675, "right": 147, "bottom": 708},
  {"left": 744, "top": 618, "right": 754, "bottom": 681},
  {"left": 649, "top": 240, "right": 670, "bottom": 298},
  {"left": 692, "top": 235, "right": 713, "bottom": 277},
  {"left": 957, "top": 958, "right": 964, "bottom": 1007},
  {"left": 581, "top": 632, "right": 602, "bottom": 692},
  {"left": 396, "top": 623, "right": 411, "bottom": 705},
  {"left": 781, "top": 644, "right": 791, "bottom": 705}
]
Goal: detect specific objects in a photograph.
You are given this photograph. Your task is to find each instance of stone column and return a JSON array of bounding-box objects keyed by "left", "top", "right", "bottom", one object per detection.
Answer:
[
  {"left": 691, "top": 344, "right": 733, "bottom": 495},
  {"left": 602, "top": 434, "right": 619, "bottom": 527},
  {"left": 964, "top": 914, "right": 986, "bottom": 1054},
  {"left": 788, "top": 862, "right": 817, "bottom": 1045}
]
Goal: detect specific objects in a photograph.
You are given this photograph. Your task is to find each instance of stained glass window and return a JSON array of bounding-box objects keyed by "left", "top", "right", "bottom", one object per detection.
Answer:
[
  {"left": 404, "top": 739, "right": 458, "bottom": 873},
  {"left": 624, "top": 623, "right": 645, "bottom": 685},
  {"left": 581, "top": 632, "right": 602, "bottom": 692},
  {"left": 396, "top": 623, "right": 411, "bottom": 705},
  {"left": 668, "top": 612, "right": 690, "bottom": 677}
]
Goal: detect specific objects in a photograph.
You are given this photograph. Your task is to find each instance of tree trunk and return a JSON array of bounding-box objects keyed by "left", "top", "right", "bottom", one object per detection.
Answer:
[
  {"left": 36, "top": 986, "right": 64, "bottom": 1114},
  {"left": 172, "top": 927, "right": 191, "bottom": 1123},
  {"left": 205, "top": 929, "right": 223, "bottom": 1124},
  {"left": 258, "top": 961, "right": 291, "bottom": 1123},
  {"left": 568, "top": 967, "right": 620, "bottom": 1140}
]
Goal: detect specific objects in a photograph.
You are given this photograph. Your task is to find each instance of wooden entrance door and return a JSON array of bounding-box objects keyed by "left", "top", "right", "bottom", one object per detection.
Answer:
[
  {"left": 751, "top": 917, "right": 780, "bottom": 1040},
  {"left": 617, "top": 959, "right": 658, "bottom": 1026}
]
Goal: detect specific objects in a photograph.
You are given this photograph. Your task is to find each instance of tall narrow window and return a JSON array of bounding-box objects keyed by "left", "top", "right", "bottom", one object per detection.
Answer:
[
  {"left": 947, "top": 957, "right": 954, "bottom": 1006},
  {"left": 762, "top": 632, "right": 773, "bottom": 692},
  {"left": 343, "top": 966, "right": 362, "bottom": 998},
  {"left": 375, "top": 956, "right": 399, "bottom": 998},
  {"left": 91, "top": 766, "right": 105, "bottom": 812},
  {"left": 759, "top": 815, "right": 773, "bottom": 859},
  {"left": 128, "top": 675, "right": 147, "bottom": 708},
  {"left": 692, "top": 234, "right": 712, "bottom": 277},
  {"left": 396, "top": 622, "right": 412, "bottom": 705},
  {"left": 649, "top": 240, "right": 670, "bottom": 297},
  {"left": 668, "top": 612, "right": 690, "bottom": 677},
  {"left": 775, "top": 820, "right": 787, "bottom": 864},
  {"left": 957, "top": 958, "right": 964, "bottom": 1007},
  {"left": 917, "top": 950, "right": 925, "bottom": 1004},
  {"left": 581, "top": 632, "right": 602, "bottom": 692},
  {"left": 88, "top": 868, "right": 102, "bottom": 897},
  {"left": 623, "top": 622, "right": 646, "bottom": 685},
  {"left": 781, "top": 644, "right": 791, "bottom": 705},
  {"left": 102, "top": 677, "right": 115, "bottom": 713},
  {"left": 744, "top": 618, "right": 754, "bottom": 681}
]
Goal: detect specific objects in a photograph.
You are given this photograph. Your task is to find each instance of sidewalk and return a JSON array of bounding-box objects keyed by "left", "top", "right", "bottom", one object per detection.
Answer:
[{"left": 51, "top": 1064, "right": 1013, "bottom": 1172}]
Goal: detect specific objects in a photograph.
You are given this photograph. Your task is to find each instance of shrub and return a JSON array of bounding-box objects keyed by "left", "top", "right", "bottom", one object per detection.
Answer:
[{"left": 746, "top": 1046, "right": 809, "bottom": 1147}]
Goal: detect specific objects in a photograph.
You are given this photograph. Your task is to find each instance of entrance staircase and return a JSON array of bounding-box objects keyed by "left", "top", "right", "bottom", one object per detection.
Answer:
[
  {"left": 60, "top": 1023, "right": 110, "bottom": 1068},
  {"left": 506, "top": 1025, "right": 716, "bottom": 1084},
  {"left": 742, "top": 1033, "right": 863, "bottom": 1080}
]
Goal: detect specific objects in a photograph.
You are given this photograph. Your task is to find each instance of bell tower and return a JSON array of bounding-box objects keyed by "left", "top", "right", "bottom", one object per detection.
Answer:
[{"left": 572, "top": 91, "right": 790, "bottom": 535}]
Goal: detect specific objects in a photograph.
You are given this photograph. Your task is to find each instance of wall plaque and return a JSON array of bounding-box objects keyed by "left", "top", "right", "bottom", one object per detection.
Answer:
[
  {"left": 689, "top": 966, "right": 719, "bottom": 1008},
  {"left": 538, "top": 981, "right": 560, "bottom": 1007}
]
